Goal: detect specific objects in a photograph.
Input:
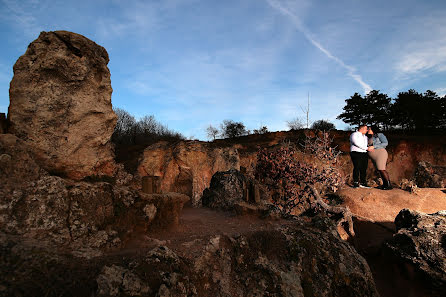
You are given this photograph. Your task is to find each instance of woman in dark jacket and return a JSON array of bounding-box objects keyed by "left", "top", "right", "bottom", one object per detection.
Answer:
[{"left": 367, "top": 125, "right": 392, "bottom": 190}]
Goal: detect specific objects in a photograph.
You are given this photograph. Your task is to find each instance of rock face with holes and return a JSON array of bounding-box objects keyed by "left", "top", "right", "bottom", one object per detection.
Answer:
[
  {"left": 0, "top": 133, "right": 189, "bottom": 248},
  {"left": 202, "top": 169, "right": 271, "bottom": 214},
  {"left": 8, "top": 30, "right": 117, "bottom": 180},
  {"left": 385, "top": 209, "right": 446, "bottom": 295},
  {"left": 137, "top": 141, "right": 240, "bottom": 205}
]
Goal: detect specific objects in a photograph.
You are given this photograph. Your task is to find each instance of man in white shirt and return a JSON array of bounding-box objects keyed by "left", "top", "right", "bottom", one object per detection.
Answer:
[{"left": 350, "top": 124, "right": 373, "bottom": 188}]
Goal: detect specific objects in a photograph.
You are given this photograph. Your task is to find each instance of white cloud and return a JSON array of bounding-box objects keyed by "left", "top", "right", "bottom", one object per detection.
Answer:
[
  {"left": 266, "top": 0, "right": 372, "bottom": 94},
  {"left": 396, "top": 45, "right": 446, "bottom": 76},
  {"left": 434, "top": 87, "right": 446, "bottom": 97},
  {"left": 0, "top": 0, "right": 45, "bottom": 38},
  {"left": 94, "top": 0, "right": 198, "bottom": 40},
  {"left": 394, "top": 13, "right": 446, "bottom": 79}
]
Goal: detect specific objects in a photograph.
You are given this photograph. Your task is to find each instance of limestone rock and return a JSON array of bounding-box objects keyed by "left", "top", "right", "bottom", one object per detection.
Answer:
[
  {"left": 96, "top": 265, "right": 151, "bottom": 296},
  {"left": 0, "top": 215, "right": 380, "bottom": 297},
  {"left": 0, "top": 134, "right": 44, "bottom": 189},
  {"left": 0, "top": 233, "right": 100, "bottom": 296},
  {"left": 385, "top": 209, "right": 446, "bottom": 294},
  {"left": 8, "top": 30, "right": 117, "bottom": 180},
  {"left": 192, "top": 219, "right": 379, "bottom": 297},
  {"left": 138, "top": 141, "right": 240, "bottom": 205},
  {"left": 202, "top": 169, "right": 270, "bottom": 212},
  {"left": 0, "top": 173, "right": 152, "bottom": 248},
  {"left": 140, "top": 192, "right": 190, "bottom": 228},
  {"left": 415, "top": 161, "right": 445, "bottom": 188}
]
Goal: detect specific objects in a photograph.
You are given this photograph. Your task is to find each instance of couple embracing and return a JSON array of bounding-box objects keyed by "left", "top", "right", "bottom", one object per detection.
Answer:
[{"left": 349, "top": 124, "right": 392, "bottom": 190}]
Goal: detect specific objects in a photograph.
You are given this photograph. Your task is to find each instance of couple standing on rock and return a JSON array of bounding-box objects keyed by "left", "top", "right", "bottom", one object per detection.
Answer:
[{"left": 350, "top": 124, "right": 392, "bottom": 190}]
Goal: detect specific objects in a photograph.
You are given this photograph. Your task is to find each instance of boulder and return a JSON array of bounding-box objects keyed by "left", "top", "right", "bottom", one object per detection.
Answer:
[
  {"left": 190, "top": 217, "right": 379, "bottom": 297},
  {"left": 202, "top": 169, "right": 270, "bottom": 212},
  {"left": 140, "top": 192, "right": 190, "bottom": 228},
  {"left": 8, "top": 30, "right": 117, "bottom": 180},
  {"left": 415, "top": 161, "right": 446, "bottom": 188},
  {"left": 138, "top": 141, "right": 240, "bottom": 205},
  {"left": 385, "top": 209, "right": 446, "bottom": 294}
]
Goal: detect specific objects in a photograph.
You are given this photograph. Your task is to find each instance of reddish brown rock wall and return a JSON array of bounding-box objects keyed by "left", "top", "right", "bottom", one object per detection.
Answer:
[
  {"left": 137, "top": 131, "right": 446, "bottom": 203},
  {"left": 137, "top": 141, "right": 240, "bottom": 205}
]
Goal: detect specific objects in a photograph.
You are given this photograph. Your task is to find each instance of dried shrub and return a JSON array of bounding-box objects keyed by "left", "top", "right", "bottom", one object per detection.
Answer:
[{"left": 255, "top": 132, "right": 344, "bottom": 215}]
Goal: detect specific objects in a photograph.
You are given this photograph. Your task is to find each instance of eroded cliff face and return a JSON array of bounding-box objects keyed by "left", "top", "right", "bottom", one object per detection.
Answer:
[
  {"left": 8, "top": 31, "right": 117, "bottom": 180},
  {"left": 136, "top": 131, "right": 446, "bottom": 204},
  {"left": 137, "top": 141, "right": 240, "bottom": 205}
]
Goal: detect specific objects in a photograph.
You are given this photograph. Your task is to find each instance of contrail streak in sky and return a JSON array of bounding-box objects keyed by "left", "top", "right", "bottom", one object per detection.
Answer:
[{"left": 267, "top": 0, "right": 372, "bottom": 94}]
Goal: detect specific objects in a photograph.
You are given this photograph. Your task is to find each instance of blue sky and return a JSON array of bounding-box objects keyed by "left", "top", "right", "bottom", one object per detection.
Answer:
[{"left": 1, "top": 0, "right": 445, "bottom": 139}]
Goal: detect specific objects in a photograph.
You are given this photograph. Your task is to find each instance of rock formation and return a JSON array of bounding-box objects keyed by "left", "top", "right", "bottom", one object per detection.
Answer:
[
  {"left": 8, "top": 30, "right": 117, "bottom": 180},
  {"left": 415, "top": 161, "right": 445, "bottom": 188},
  {"left": 202, "top": 169, "right": 271, "bottom": 213},
  {"left": 0, "top": 132, "right": 188, "bottom": 248},
  {"left": 385, "top": 209, "right": 446, "bottom": 295},
  {"left": 137, "top": 141, "right": 240, "bottom": 205},
  {"left": 0, "top": 134, "right": 44, "bottom": 188},
  {"left": 0, "top": 113, "right": 7, "bottom": 133},
  {"left": 135, "top": 132, "right": 446, "bottom": 209},
  {"left": 0, "top": 216, "right": 380, "bottom": 297}
]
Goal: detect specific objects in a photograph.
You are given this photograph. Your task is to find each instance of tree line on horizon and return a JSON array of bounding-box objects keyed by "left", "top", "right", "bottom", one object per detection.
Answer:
[
  {"left": 337, "top": 89, "right": 446, "bottom": 132},
  {"left": 112, "top": 108, "right": 185, "bottom": 146},
  {"left": 112, "top": 107, "right": 338, "bottom": 144},
  {"left": 206, "top": 119, "right": 336, "bottom": 140}
]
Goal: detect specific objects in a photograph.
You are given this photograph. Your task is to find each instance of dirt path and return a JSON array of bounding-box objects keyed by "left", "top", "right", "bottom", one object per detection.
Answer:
[{"left": 122, "top": 207, "right": 294, "bottom": 260}]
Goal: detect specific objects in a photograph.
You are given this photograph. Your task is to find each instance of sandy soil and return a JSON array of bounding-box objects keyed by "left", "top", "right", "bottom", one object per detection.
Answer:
[{"left": 338, "top": 187, "right": 446, "bottom": 223}]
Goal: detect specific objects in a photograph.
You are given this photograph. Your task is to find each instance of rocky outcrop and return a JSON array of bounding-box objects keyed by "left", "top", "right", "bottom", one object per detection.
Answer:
[
  {"left": 135, "top": 132, "right": 446, "bottom": 211},
  {"left": 8, "top": 30, "right": 117, "bottom": 180},
  {"left": 0, "top": 113, "right": 6, "bottom": 133},
  {"left": 0, "top": 134, "right": 44, "bottom": 188},
  {"left": 0, "top": 173, "right": 189, "bottom": 248},
  {"left": 384, "top": 209, "right": 446, "bottom": 295},
  {"left": 0, "top": 130, "right": 187, "bottom": 250},
  {"left": 1, "top": 174, "right": 132, "bottom": 248},
  {"left": 137, "top": 141, "right": 240, "bottom": 205},
  {"left": 0, "top": 216, "right": 380, "bottom": 297},
  {"left": 202, "top": 169, "right": 271, "bottom": 213},
  {"left": 140, "top": 193, "right": 190, "bottom": 228},
  {"left": 414, "top": 161, "right": 445, "bottom": 188}
]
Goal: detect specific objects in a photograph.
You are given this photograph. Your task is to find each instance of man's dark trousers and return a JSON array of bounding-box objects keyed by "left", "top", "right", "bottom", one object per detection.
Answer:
[{"left": 350, "top": 152, "right": 368, "bottom": 184}]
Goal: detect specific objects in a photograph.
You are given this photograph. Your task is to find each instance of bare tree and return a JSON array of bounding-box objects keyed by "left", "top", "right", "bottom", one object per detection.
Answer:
[
  {"left": 138, "top": 115, "right": 158, "bottom": 134},
  {"left": 253, "top": 125, "right": 269, "bottom": 134},
  {"left": 112, "top": 107, "right": 184, "bottom": 145},
  {"left": 206, "top": 125, "right": 219, "bottom": 141},
  {"left": 300, "top": 92, "right": 311, "bottom": 128},
  {"left": 286, "top": 117, "right": 304, "bottom": 130},
  {"left": 114, "top": 108, "right": 136, "bottom": 135}
]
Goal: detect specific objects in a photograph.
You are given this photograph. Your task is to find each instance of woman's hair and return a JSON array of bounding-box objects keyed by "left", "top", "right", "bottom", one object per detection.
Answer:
[{"left": 369, "top": 125, "right": 381, "bottom": 134}]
